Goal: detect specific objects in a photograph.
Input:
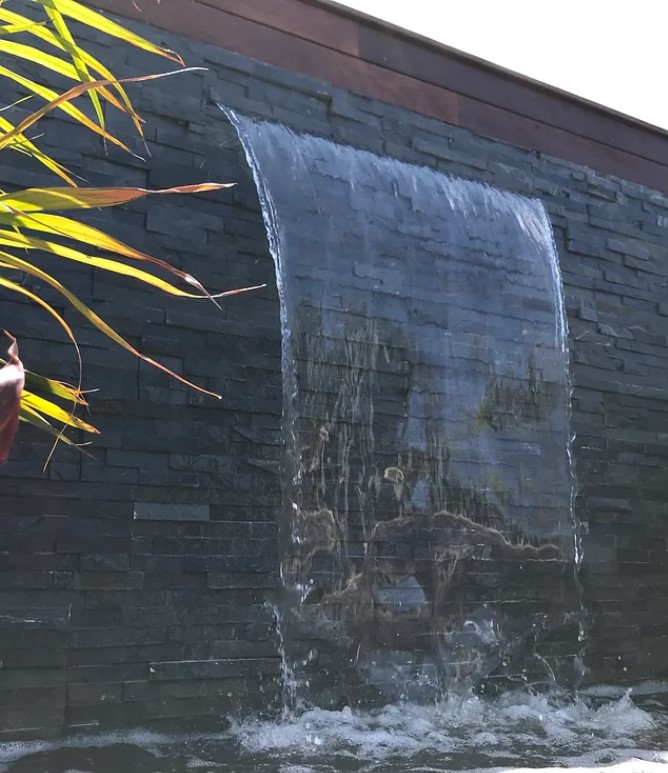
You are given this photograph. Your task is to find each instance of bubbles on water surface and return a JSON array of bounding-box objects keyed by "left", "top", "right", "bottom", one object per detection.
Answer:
[
  {"left": 1, "top": 688, "right": 667, "bottom": 773},
  {"left": 228, "top": 688, "right": 664, "bottom": 767}
]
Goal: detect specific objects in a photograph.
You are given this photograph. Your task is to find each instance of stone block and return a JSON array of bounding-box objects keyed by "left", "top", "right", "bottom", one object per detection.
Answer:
[
  {"left": 80, "top": 554, "right": 131, "bottom": 573},
  {"left": 0, "top": 687, "right": 65, "bottom": 732},
  {"left": 67, "top": 682, "right": 124, "bottom": 706},
  {"left": 73, "top": 573, "right": 144, "bottom": 591},
  {"left": 133, "top": 503, "right": 211, "bottom": 522},
  {"left": 147, "top": 658, "right": 280, "bottom": 681}
]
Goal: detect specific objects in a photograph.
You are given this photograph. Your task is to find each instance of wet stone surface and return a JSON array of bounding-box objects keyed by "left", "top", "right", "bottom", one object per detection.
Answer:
[{"left": 231, "top": 115, "right": 581, "bottom": 707}]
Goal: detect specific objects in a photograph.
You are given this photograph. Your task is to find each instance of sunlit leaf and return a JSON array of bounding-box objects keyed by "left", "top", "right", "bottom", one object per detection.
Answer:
[
  {"left": 31, "top": 0, "right": 184, "bottom": 64},
  {"left": 0, "top": 274, "right": 81, "bottom": 363},
  {"left": 21, "top": 390, "right": 98, "bottom": 433},
  {"left": 0, "top": 39, "right": 82, "bottom": 82},
  {"left": 0, "top": 249, "right": 222, "bottom": 399},
  {"left": 0, "top": 19, "right": 47, "bottom": 36},
  {"left": 0, "top": 182, "right": 232, "bottom": 213},
  {"left": 0, "top": 68, "right": 203, "bottom": 155},
  {"left": 0, "top": 228, "right": 216, "bottom": 298},
  {"left": 0, "top": 63, "right": 133, "bottom": 154},
  {"left": 19, "top": 402, "right": 82, "bottom": 447},
  {"left": 0, "top": 212, "right": 263, "bottom": 302},
  {"left": 0, "top": 7, "right": 143, "bottom": 134},
  {"left": 0, "top": 114, "right": 76, "bottom": 185},
  {"left": 41, "top": 2, "right": 105, "bottom": 129},
  {"left": 0, "top": 39, "right": 130, "bottom": 118},
  {"left": 10, "top": 365, "right": 87, "bottom": 405}
]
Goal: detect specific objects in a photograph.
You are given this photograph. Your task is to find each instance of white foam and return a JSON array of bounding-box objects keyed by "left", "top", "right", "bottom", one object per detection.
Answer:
[
  {"left": 185, "top": 756, "right": 218, "bottom": 769},
  {"left": 229, "top": 690, "right": 658, "bottom": 761},
  {"left": 0, "top": 689, "right": 664, "bottom": 772},
  {"left": 485, "top": 763, "right": 668, "bottom": 773},
  {"left": 0, "top": 729, "right": 165, "bottom": 765}
]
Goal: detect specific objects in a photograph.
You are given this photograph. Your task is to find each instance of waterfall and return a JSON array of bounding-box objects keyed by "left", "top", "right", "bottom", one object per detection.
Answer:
[{"left": 224, "top": 108, "right": 582, "bottom": 711}]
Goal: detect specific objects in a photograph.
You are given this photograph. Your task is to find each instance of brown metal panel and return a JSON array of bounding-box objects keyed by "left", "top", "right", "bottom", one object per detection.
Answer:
[
  {"left": 358, "top": 26, "right": 668, "bottom": 169},
  {"left": 196, "top": 0, "right": 360, "bottom": 55},
  {"left": 90, "top": 0, "right": 458, "bottom": 125},
  {"left": 91, "top": 0, "right": 668, "bottom": 192},
  {"left": 459, "top": 96, "right": 668, "bottom": 192},
  {"left": 89, "top": 0, "right": 204, "bottom": 42},
  {"left": 327, "top": 60, "right": 460, "bottom": 126}
]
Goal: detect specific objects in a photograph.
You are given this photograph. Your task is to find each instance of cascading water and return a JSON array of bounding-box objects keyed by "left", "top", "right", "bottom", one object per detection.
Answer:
[
  {"left": 224, "top": 108, "right": 584, "bottom": 712},
  {"left": 9, "top": 112, "right": 668, "bottom": 773}
]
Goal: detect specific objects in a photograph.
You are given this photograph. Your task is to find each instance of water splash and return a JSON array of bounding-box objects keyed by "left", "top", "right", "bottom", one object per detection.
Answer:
[
  {"left": 230, "top": 690, "right": 657, "bottom": 761},
  {"left": 1, "top": 688, "right": 667, "bottom": 772}
]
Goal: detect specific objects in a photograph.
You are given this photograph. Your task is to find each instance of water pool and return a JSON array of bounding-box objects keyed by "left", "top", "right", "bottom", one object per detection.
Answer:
[{"left": 3, "top": 686, "right": 668, "bottom": 773}]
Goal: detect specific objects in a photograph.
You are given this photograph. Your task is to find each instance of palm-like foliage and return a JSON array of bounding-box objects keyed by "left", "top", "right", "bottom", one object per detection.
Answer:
[{"left": 0, "top": 0, "right": 256, "bottom": 460}]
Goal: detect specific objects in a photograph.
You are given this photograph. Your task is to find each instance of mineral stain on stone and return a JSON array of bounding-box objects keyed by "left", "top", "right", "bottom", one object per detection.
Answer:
[{"left": 476, "top": 355, "right": 553, "bottom": 432}]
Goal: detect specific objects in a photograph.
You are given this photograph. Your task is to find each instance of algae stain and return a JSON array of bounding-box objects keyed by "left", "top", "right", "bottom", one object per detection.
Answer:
[{"left": 475, "top": 355, "right": 552, "bottom": 432}]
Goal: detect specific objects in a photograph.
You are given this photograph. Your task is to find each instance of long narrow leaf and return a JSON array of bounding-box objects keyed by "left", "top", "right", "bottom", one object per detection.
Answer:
[
  {"left": 0, "top": 39, "right": 129, "bottom": 117},
  {"left": 0, "top": 363, "right": 87, "bottom": 405},
  {"left": 0, "top": 181, "right": 231, "bottom": 213},
  {"left": 21, "top": 390, "right": 98, "bottom": 433},
  {"left": 0, "top": 274, "right": 81, "bottom": 363},
  {"left": 0, "top": 215, "right": 263, "bottom": 301},
  {"left": 0, "top": 39, "right": 82, "bottom": 82},
  {"left": 0, "top": 114, "right": 76, "bottom": 185},
  {"left": 0, "top": 7, "right": 143, "bottom": 134},
  {"left": 0, "top": 250, "right": 221, "bottom": 398},
  {"left": 41, "top": 3, "right": 105, "bottom": 129},
  {"left": 19, "top": 403, "right": 81, "bottom": 446},
  {"left": 31, "top": 0, "right": 184, "bottom": 64},
  {"left": 2, "top": 211, "right": 207, "bottom": 284},
  {"left": 0, "top": 228, "right": 213, "bottom": 298},
  {"left": 0, "top": 212, "right": 263, "bottom": 298},
  {"left": 0, "top": 68, "right": 203, "bottom": 155},
  {"left": 0, "top": 275, "right": 84, "bottom": 444},
  {"left": 0, "top": 63, "right": 132, "bottom": 154},
  {"left": 0, "top": 20, "right": 47, "bottom": 35}
]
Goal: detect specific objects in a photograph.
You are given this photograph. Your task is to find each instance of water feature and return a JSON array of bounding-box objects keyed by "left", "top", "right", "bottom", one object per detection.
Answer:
[
  {"left": 224, "top": 110, "right": 584, "bottom": 710},
  {"left": 0, "top": 110, "right": 667, "bottom": 773}
]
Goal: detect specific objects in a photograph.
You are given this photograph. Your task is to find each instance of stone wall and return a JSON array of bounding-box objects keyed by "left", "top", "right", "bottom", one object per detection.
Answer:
[{"left": 1, "top": 12, "right": 668, "bottom": 737}]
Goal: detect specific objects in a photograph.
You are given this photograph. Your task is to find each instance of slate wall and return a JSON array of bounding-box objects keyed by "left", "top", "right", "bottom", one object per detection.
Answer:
[{"left": 1, "top": 12, "right": 668, "bottom": 738}]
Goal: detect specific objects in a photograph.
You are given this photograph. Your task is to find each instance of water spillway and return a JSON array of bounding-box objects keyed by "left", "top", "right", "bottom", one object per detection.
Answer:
[{"left": 226, "top": 111, "right": 581, "bottom": 709}]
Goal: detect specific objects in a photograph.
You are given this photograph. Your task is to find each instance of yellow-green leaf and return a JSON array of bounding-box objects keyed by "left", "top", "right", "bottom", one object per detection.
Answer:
[
  {"left": 0, "top": 114, "right": 76, "bottom": 185},
  {"left": 0, "top": 274, "right": 82, "bottom": 377},
  {"left": 0, "top": 182, "right": 233, "bottom": 213},
  {"left": 0, "top": 39, "right": 129, "bottom": 117},
  {"left": 32, "top": 0, "right": 184, "bottom": 63},
  {"left": 0, "top": 69, "right": 203, "bottom": 156},
  {"left": 19, "top": 403, "right": 81, "bottom": 446},
  {"left": 0, "top": 250, "right": 221, "bottom": 398},
  {"left": 0, "top": 20, "right": 46, "bottom": 35},
  {"left": 0, "top": 228, "right": 211, "bottom": 298},
  {"left": 27, "top": 369, "right": 87, "bottom": 405},
  {"left": 0, "top": 360, "right": 86, "bottom": 405},
  {"left": 0, "top": 63, "right": 132, "bottom": 154},
  {"left": 41, "top": 2, "right": 105, "bottom": 129},
  {"left": 0, "top": 39, "right": 80, "bottom": 81},
  {"left": 0, "top": 7, "right": 143, "bottom": 134},
  {"left": 21, "top": 391, "right": 98, "bottom": 433}
]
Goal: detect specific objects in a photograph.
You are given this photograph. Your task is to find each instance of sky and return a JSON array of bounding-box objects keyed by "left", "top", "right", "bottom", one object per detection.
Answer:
[{"left": 339, "top": 0, "right": 668, "bottom": 131}]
